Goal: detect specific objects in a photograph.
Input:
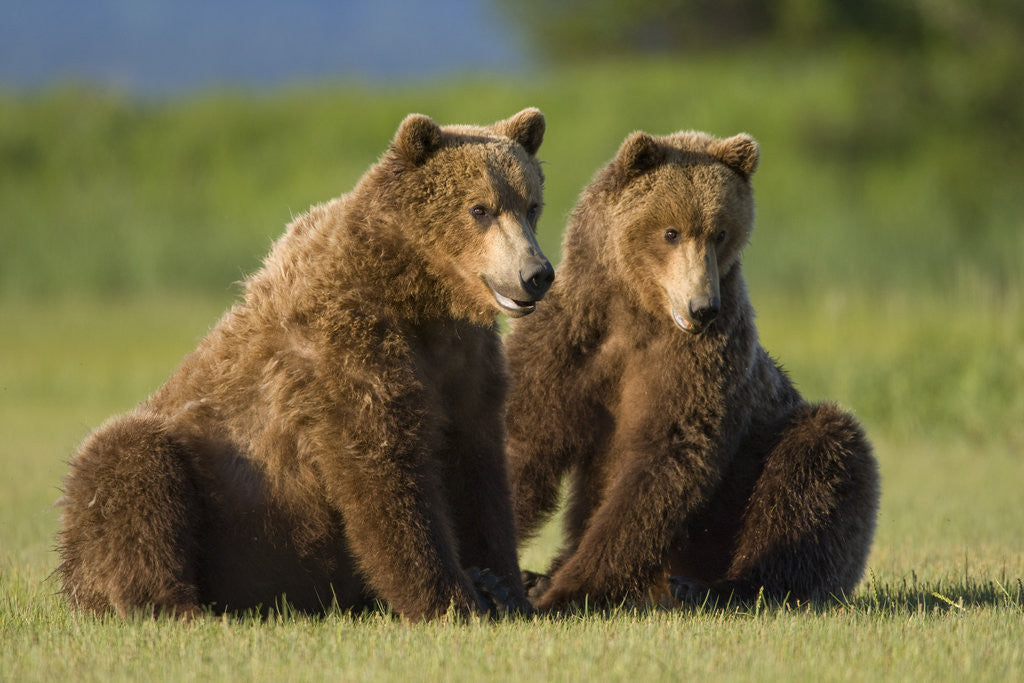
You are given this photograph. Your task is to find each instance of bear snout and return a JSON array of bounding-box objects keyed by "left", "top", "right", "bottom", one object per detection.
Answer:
[
  {"left": 689, "top": 295, "right": 720, "bottom": 327},
  {"left": 670, "top": 294, "right": 721, "bottom": 334},
  {"left": 519, "top": 258, "right": 555, "bottom": 300}
]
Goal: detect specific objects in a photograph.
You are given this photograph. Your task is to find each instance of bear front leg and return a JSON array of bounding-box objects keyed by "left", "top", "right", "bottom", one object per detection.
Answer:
[
  {"left": 443, "top": 409, "right": 533, "bottom": 616},
  {"left": 534, "top": 454, "right": 705, "bottom": 611},
  {"left": 317, "top": 441, "right": 486, "bottom": 620},
  {"left": 312, "top": 368, "right": 488, "bottom": 621},
  {"left": 505, "top": 301, "right": 608, "bottom": 543},
  {"left": 534, "top": 405, "right": 728, "bottom": 612}
]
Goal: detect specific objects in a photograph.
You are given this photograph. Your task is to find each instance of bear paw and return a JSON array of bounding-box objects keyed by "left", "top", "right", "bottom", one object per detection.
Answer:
[
  {"left": 520, "top": 569, "right": 552, "bottom": 606},
  {"left": 667, "top": 575, "right": 716, "bottom": 606},
  {"left": 467, "top": 567, "right": 533, "bottom": 618}
]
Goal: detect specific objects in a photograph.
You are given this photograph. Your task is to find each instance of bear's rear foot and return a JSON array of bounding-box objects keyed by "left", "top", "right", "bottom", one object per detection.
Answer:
[
  {"left": 667, "top": 576, "right": 723, "bottom": 606},
  {"left": 58, "top": 411, "right": 204, "bottom": 618},
  {"left": 667, "top": 576, "right": 765, "bottom": 607}
]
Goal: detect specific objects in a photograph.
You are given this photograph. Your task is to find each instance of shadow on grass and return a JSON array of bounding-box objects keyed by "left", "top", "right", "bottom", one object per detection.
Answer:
[
  {"left": 849, "top": 574, "right": 1024, "bottom": 614},
  {"left": 693, "top": 574, "right": 1024, "bottom": 617},
  {"left": 28, "top": 574, "right": 1023, "bottom": 626},
  {"left": 531, "top": 574, "right": 1024, "bottom": 621}
]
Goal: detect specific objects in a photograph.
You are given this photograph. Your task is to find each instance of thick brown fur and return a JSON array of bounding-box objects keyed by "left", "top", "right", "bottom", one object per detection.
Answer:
[
  {"left": 506, "top": 130, "right": 880, "bottom": 610},
  {"left": 58, "top": 108, "right": 555, "bottom": 620}
]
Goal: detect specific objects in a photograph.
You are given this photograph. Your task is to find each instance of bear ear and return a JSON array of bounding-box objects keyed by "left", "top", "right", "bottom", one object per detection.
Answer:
[
  {"left": 391, "top": 113, "right": 443, "bottom": 166},
  {"left": 615, "top": 131, "right": 663, "bottom": 180},
  {"left": 495, "top": 108, "right": 545, "bottom": 156},
  {"left": 708, "top": 134, "right": 760, "bottom": 178}
]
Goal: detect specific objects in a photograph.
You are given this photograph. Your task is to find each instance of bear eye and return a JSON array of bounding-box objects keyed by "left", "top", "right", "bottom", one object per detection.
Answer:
[
  {"left": 469, "top": 205, "right": 488, "bottom": 219},
  {"left": 527, "top": 203, "right": 540, "bottom": 223},
  {"left": 715, "top": 230, "right": 727, "bottom": 245},
  {"left": 664, "top": 228, "right": 680, "bottom": 243}
]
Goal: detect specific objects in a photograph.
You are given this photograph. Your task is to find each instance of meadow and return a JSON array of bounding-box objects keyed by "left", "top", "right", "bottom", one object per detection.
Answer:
[{"left": 2, "top": 45, "right": 1023, "bottom": 680}]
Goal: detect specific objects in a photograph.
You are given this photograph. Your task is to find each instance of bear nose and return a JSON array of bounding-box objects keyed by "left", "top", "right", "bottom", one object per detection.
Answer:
[
  {"left": 520, "top": 258, "right": 555, "bottom": 299},
  {"left": 689, "top": 296, "right": 720, "bottom": 326}
]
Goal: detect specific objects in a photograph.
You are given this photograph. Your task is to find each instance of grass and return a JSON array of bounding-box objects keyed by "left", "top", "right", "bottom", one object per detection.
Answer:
[
  {"left": 2, "top": 292, "right": 1022, "bottom": 681},
  {"left": 2, "top": 569, "right": 1023, "bottom": 681},
  {"left": 2, "top": 45, "right": 1023, "bottom": 680}
]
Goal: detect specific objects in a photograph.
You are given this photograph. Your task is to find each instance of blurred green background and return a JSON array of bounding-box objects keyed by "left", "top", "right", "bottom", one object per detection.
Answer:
[{"left": 1, "top": 1, "right": 1022, "bottom": 581}]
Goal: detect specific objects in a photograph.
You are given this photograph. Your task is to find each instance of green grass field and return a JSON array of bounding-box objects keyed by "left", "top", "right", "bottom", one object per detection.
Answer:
[{"left": 2, "top": 46, "right": 1023, "bottom": 680}]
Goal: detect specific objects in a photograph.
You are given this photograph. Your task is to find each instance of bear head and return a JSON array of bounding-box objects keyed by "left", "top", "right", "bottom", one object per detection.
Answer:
[
  {"left": 601, "top": 130, "right": 759, "bottom": 334},
  {"left": 376, "top": 108, "right": 554, "bottom": 320}
]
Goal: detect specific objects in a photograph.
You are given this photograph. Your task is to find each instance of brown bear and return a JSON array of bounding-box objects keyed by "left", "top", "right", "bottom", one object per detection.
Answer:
[
  {"left": 505, "top": 129, "right": 880, "bottom": 610},
  {"left": 57, "top": 108, "right": 554, "bottom": 620}
]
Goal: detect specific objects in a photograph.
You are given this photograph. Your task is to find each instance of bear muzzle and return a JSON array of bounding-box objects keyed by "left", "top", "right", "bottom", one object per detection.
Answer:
[
  {"left": 671, "top": 294, "right": 720, "bottom": 335},
  {"left": 482, "top": 257, "right": 554, "bottom": 318}
]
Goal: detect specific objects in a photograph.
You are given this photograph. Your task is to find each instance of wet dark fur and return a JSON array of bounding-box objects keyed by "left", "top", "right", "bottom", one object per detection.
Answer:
[{"left": 505, "top": 130, "right": 880, "bottom": 610}]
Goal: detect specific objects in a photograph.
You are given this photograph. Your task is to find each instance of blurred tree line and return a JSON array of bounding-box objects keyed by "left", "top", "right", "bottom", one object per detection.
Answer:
[
  {"left": 498, "top": 0, "right": 1023, "bottom": 57},
  {"left": 497, "top": 0, "right": 1023, "bottom": 197}
]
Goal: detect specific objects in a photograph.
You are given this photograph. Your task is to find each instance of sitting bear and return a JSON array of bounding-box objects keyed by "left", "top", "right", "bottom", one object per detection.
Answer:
[
  {"left": 505, "top": 129, "right": 879, "bottom": 609},
  {"left": 58, "top": 108, "right": 554, "bottom": 620}
]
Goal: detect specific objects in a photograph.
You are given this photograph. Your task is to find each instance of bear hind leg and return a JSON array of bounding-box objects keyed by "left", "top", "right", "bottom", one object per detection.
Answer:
[
  {"left": 57, "top": 412, "right": 203, "bottom": 617},
  {"left": 723, "top": 402, "right": 880, "bottom": 603}
]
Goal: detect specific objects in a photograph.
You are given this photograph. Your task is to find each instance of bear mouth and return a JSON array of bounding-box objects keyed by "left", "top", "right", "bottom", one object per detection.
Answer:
[
  {"left": 482, "top": 278, "right": 537, "bottom": 318},
  {"left": 671, "top": 307, "right": 703, "bottom": 335}
]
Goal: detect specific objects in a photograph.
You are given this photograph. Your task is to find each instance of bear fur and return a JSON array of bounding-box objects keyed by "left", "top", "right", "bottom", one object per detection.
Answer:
[
  {"left": 57, "top": 108, "right": 555, "bottom": 620},
  {"left": 505, "top": 130, "right": 880, "bottom": 609}
]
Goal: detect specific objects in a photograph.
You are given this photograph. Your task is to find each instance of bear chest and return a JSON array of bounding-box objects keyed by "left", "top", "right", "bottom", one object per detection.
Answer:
[{"left": 410, "top": 321, "right": 501, "bottom": 426}]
